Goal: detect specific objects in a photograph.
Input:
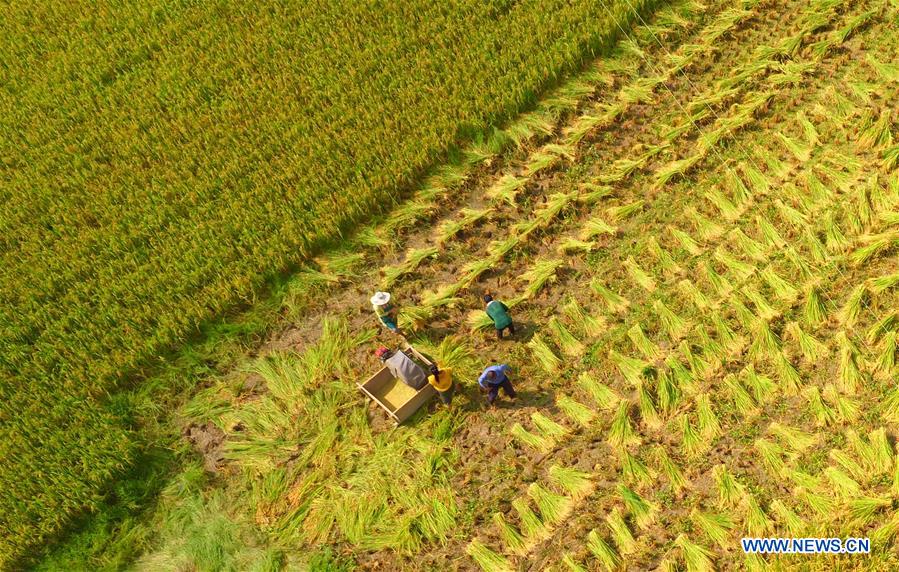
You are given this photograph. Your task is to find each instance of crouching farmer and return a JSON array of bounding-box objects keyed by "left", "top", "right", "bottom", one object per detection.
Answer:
[
  {"left": 478, "top": 364, "right": 517, "bottom": 407},
  {"left": 428, "top": 364, "right": 454, "bottom": 407},
  {"left": 371, "top": 291, "right": 404, "bottom": 337},
  {"left": 484, "top": 294, "right": 515, "bottom": 340}
]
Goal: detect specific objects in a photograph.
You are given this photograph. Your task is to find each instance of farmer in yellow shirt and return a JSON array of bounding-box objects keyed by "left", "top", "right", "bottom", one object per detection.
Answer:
[{"left": 427, "top": 364, "right": 454, "bottom": 407}]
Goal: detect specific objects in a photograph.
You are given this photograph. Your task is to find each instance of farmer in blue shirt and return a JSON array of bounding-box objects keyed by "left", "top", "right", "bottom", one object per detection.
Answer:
[
  {"left": 484, "top": 294, "right": 515, "bottom": 340},
  {"left": 478, "top": 364, "right": 517, "bottom": 407}
]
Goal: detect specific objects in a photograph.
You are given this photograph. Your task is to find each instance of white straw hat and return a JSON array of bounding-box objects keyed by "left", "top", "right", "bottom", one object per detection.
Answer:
[{"left": 370, "top": 291, "right": 391, "bottom": 306}]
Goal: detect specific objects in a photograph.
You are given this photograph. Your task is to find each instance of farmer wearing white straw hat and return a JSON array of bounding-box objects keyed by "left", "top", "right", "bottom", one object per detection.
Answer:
[{"left": 371, "top": 291, "right": 404, "bottom": 336}]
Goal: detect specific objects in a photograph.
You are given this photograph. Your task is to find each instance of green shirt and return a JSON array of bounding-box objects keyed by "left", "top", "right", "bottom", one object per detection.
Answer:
[{"left": 485, "top": 300, "right": 512, "bottom": 329}]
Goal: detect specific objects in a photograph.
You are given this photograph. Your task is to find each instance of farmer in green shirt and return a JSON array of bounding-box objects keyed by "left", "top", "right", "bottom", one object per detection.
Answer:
[{"left": 484, "top": 294, "right": 515, "bottom": 340}]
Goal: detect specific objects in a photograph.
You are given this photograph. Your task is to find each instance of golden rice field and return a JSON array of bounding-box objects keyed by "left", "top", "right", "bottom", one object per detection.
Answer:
[
  {"left": 12, "top": 0, "right": 899, "bottom": 569},
  {"left": 0, "top": 0, "right": 654, "bottom": 566}
]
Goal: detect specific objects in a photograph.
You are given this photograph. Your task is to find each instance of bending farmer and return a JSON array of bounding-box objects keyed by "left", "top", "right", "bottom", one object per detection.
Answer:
[
  {"left": 428, "top": 364, "right": 454, "bottom": 407},
  {"left": 376, "top": 347, "right": 427, "bottom": 390},
  {"left": 371, "top": 291, "right": 404, "bottom": 336},
  {"left": 478, "top": 364, "right": 517, "bottom": 407},
  {"left": 484, "top": 295, "right": 515, "bottom": 339}
]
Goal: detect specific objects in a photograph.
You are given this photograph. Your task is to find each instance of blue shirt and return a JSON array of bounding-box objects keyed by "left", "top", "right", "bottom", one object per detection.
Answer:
[{"left": 479, "top": 364, "right": 511, "bottom": 388}]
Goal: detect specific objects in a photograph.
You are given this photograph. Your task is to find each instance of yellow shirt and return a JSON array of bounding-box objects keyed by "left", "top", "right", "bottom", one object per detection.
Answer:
[{"left": 427, "top": 369, "right": 452, "bottom": 392}]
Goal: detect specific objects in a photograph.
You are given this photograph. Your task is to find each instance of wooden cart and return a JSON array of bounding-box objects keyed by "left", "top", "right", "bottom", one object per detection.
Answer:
[{"left": 357, "top": 345, "right": 436, "bottom": 424}]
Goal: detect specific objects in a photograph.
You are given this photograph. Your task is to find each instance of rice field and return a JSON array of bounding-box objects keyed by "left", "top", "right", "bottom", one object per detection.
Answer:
[
  {"left": 0, "top": 0, "right": 655, "bottom": 565},
  {"left": 24, "top": 0, "right": 899, "bottom": 568}
]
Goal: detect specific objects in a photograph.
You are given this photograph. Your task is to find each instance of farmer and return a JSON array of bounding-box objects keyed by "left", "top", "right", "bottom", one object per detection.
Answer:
[
  {"left": 376, "top": 347, "right": 427, "bottom": 389},
  {"left": 484, "top": 294, "right": 515, "bottom": 339},
  {"left": 371, "top": 291, "right": 403, "bottom": 336},
  {"left": 478, "top": 364, "right": 517, "bottom": 407},
  {"left": 427, "top": 364, "right": 454, "bottom": 407}
]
